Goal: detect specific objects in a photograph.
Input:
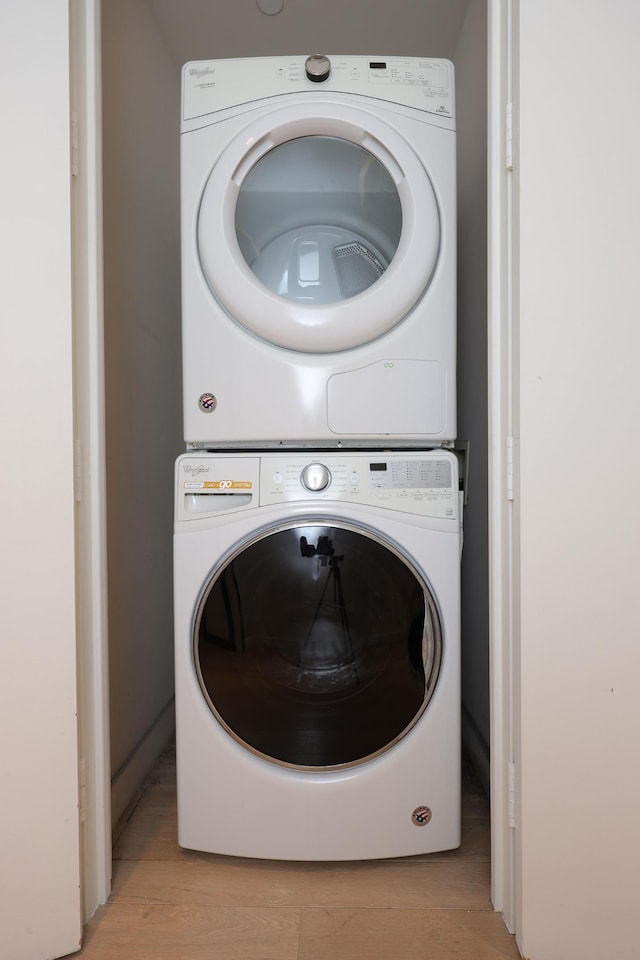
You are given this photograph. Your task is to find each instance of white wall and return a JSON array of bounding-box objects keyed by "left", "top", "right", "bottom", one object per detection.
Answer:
[
  {"left": 515, "top": 2, "right": 640, "bottom": 957},
  {"left": 0, "top": 2, "right": 82, "bottom": 957},
  {"left": 454, "top": 0, "right": 490, "bottom": 771},
  {"left": 148, "top": 0, "right": 469, "bottom": 66},
  {"left": 102, "top": 0, "right": 183, "bottom": 820}
]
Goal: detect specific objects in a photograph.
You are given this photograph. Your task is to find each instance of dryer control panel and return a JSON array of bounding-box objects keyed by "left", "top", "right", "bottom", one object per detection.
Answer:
[
  {"left": 182, "top": 55, "right": 454, "bottom": 123},
  {"left": 176, "top": 451, "right": 459, "bottom": 521}
]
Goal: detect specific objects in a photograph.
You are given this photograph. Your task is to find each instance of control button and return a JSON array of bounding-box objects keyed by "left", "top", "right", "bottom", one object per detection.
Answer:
[
  {"left": 350, "top": 471, "right": 360, "bottom": 484},
  {"left": 305, "top": 55, "right": 331, "bottom": 83},
  {"left": 276, "top": 68, "right": 285, "bottom": 79},
  {"left": 301, "top": 463, "right": 331, "bottom": 492},
  {"left": 273, "top": 472, "right": 283, "bottom": 484}
]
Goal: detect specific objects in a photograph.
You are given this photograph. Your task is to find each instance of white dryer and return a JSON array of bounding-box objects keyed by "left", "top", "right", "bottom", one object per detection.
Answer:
[
  {"left": 174, "top": 449, "right": 461, "bottom": 859},
  {"left": 181, "top": 55, "right": 456, "bottom": 448}
]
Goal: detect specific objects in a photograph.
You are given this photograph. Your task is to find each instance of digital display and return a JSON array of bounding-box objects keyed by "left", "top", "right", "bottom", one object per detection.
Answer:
[
  {"left": 369, "top": 462, "right": 388, "bottom": 471},
  {"left": 369, "top": 62, "right": 387, "bottom": 70}
]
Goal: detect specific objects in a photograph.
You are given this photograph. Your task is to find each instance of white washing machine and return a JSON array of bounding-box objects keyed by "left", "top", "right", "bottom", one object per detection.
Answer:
[
  {"left": 174, "top": 449, "right": 461, "bottom": 859},
  {"left": 181, "top": 55, "right": 456, "bottom": 448}
]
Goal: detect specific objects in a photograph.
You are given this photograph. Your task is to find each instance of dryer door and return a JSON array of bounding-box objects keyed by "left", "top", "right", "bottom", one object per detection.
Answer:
[
  {"left": 193, "top": 521, "right": 442, "bottom": 769},
  {"left": 197, "top": 103, "right": 440, "bottom": 352}
]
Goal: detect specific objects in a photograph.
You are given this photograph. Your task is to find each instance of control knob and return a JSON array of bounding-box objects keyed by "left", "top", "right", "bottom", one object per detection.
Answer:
[
  {"left": 305, "top": 55, "right": 331, "bottom": 83},
  {"left": 301, "top": 463, "right": 331, "bottom": 492}
]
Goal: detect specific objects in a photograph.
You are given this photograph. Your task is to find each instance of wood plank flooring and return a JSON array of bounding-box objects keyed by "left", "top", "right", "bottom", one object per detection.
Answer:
[{"left": 75, "top": 745, "right": 520, "bottom": 959}]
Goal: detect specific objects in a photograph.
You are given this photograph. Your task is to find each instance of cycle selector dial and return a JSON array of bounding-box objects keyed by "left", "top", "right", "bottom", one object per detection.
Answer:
[
  {"left": 301, "top": 463, "right": 331, "bottom": 492},
  {"left": 305, "top": 55, "right": 331, "bottom": 83}
]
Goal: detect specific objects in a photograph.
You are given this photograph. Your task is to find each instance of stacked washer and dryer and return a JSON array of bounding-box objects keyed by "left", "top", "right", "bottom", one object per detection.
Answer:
[{"left": 174, "top": 54, "right": 461, "bottom": 859}]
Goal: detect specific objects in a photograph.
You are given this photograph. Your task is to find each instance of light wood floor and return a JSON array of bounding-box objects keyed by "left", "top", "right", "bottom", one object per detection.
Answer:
[{"left": 75, "top": 744, "right": 520, "bottom": 959}]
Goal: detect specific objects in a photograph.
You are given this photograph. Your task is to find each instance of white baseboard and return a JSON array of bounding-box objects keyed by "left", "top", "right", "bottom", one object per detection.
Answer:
[{"left": 110, "top": 698, "right": 175, "bottom": 828}]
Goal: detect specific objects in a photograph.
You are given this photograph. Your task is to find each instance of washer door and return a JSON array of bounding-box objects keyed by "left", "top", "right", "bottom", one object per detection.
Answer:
[
  {"left": 194, "top": 522, "right": 442, "bottom": 769},
  {"left": 197, "top": 103, "right": 440, "bottom": 352}
]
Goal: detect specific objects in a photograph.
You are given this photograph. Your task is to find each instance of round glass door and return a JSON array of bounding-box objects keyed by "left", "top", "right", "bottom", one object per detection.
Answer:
[
  {"left": 197, "top": 102, "right": 441, "bottom": 352},
  {"left": 194, "top": 522, "right": 442, "bottom": 769},
  {"left": 235, "top": 136, "right": 402, "bottom": 304}
]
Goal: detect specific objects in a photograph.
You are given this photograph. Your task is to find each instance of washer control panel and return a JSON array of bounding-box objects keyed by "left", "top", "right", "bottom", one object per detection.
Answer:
[
  {"left": 261, "top": 453, "right": 457, "bottom": 519},
  {"left": 182, "top": 55, "right": 454, "bottom": 123},
  {"left": 176, "top": 452, "right": 458, "bottom": 521}
]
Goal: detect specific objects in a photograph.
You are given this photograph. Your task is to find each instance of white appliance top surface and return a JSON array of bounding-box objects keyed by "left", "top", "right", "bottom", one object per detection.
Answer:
[
  {"left": 176, "top": 451, "right": 459, "bottom": 522},
  {"left": 182, "top": 55, "right": 454, "bottom": 122}
]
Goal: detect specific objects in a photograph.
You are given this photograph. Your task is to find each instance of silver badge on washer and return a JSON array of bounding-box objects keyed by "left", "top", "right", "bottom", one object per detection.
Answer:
[
  {"left": 411, "top": 805, "right": 432, "bottom": 826},
  {"left": 198, "top": 393, "right": 217, "bottom": 413}
]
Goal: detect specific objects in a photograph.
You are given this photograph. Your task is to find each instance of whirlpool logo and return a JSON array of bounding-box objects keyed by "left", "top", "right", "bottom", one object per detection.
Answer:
[
  {"left": 189, "top": 66, "right": 215, "bottom": 80},
  {"left": 183, "top": 464, "right": 210, "bottom": 477}
]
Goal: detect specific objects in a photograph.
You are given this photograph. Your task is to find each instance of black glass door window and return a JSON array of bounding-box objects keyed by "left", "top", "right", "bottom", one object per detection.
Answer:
[{"left": 194, "top": 523, "right": 442, "bottom": 769}]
